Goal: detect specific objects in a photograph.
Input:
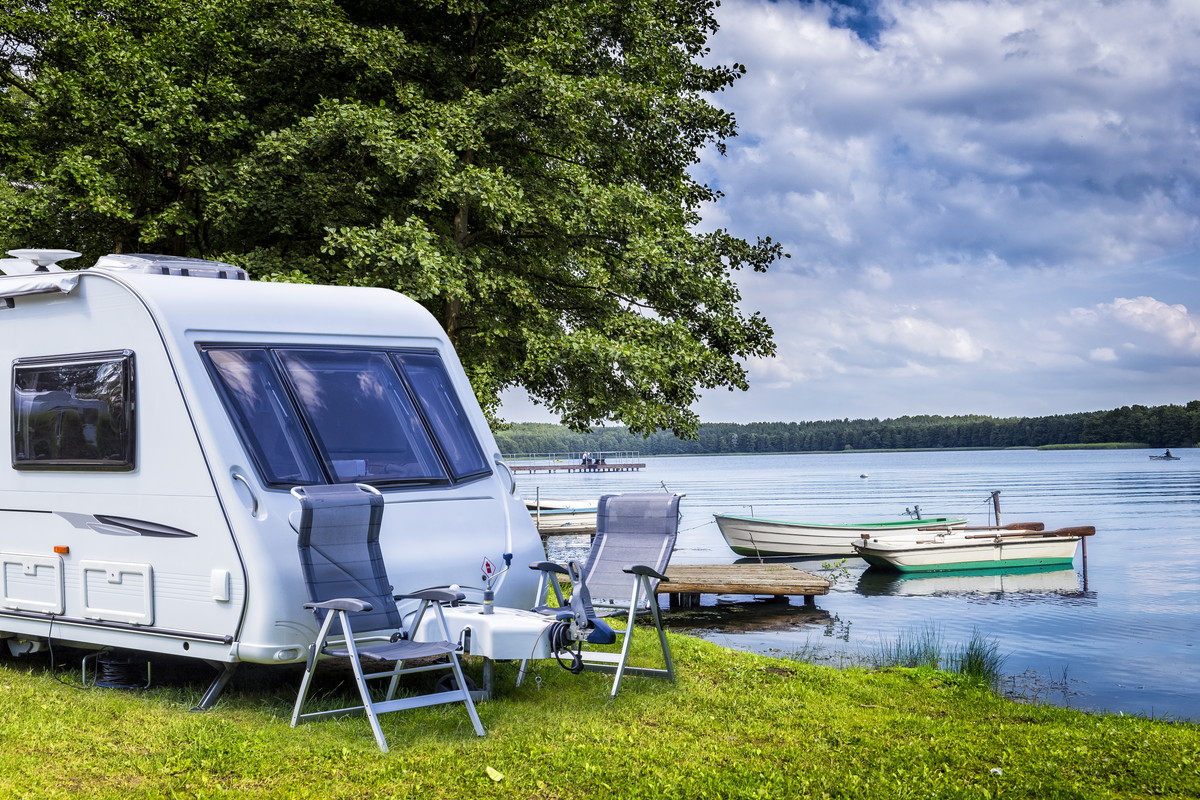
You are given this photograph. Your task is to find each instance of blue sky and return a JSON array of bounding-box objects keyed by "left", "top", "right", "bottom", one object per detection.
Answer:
[{"left": 504, "top": 0, "right": 1200, "bottom": 425}]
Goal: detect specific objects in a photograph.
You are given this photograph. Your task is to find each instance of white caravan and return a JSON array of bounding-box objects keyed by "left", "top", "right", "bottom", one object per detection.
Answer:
[{"left": 0, "top": 249, "right": 543, "bottom": 702}]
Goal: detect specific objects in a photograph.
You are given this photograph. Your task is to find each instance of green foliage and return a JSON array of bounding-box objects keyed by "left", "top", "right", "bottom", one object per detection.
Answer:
[
  {"left": 494, "top": 400, "right": 1200, "bottom": 455},
  {"left": 1, "top": 636, "right": 1198, "bottom": 799},
  {"left": 819, "top": 557, "right": 853, "bottom": 585},
  {"left": 0, "top": 0, "right": 781, "bottom": 437}
]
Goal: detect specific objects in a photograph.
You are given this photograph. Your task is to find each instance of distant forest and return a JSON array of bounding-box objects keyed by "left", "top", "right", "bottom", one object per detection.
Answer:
[{"left": 494, "top": 402, "right": 1200, "bottom": 456}]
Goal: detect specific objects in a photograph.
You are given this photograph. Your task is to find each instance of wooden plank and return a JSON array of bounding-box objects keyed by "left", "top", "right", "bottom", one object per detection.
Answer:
[
  {"left": 538, "top": 525, "right": 597, "bottom": 536},
  {"left": 658, "top": 564, "right": 830, "bottom": 597}
]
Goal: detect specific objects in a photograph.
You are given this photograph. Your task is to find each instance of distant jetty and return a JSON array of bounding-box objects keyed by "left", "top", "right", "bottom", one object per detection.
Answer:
[{"left": 505, "top": 450, "right": 645, "bottom": 473}]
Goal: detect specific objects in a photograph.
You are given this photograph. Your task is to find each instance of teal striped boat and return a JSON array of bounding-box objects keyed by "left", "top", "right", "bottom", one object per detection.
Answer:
[
  {"left": 714, "top": 513, "right": 967, "bottom": 557},
  {"left": 852, "top": 526, "right": 1095, "bottom": 572}
]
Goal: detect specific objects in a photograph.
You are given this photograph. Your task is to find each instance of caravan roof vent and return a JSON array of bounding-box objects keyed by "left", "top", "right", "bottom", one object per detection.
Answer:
[
  {"left": 91, "top": 254, "right": 248, "bottom": 280},
  {"left": 1, "top": 249, "right": 82, "bottom": 275}
]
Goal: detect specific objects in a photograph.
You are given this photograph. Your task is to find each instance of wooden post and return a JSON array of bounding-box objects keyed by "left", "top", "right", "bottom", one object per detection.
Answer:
[
  {"left": 1081, "top": 535, "right": 1089, "bottom": 592},
  {"left": 991, "top": 490, "right": 1002, "bottom": 527}
]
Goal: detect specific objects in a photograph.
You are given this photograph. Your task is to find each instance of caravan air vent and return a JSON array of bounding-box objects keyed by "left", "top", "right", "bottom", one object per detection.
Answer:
[{"left": 91, "top": 254, "right": 248, "bottom": 280}]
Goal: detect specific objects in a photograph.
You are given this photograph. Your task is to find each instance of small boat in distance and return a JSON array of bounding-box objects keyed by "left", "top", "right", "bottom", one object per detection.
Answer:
[
  {"left": 852, "top": 526, "right": 1095, "bottom": 573},
  {"left": 713, "top": 513, "right": 969, "bottom": 557}
]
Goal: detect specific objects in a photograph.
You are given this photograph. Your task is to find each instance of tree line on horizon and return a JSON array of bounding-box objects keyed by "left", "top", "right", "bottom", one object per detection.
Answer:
[{"left": 494, "top": 401, "right": 1200, "bottom": 456}]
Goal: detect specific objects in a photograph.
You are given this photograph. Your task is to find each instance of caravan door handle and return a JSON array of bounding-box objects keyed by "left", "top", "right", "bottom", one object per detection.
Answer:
[{"left": 231, "top": 472, "right": 259, "bottom": 517}]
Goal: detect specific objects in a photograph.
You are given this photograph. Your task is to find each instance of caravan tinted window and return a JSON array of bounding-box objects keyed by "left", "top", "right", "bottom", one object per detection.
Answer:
[
  {"left": 203, "top": 346, "right": 487, "bottom": 487},
  {"left": 12, "top": 351, "right": 136, "bottom": 470},
  {"left": 277, "top": 349, "right": 447, "bottom": 483},
  {"left": 205, "top": 349, "right": 325, "bottom": 485},
  {"left": 393, "top": 351, "right": 490, "bottom": 480}
]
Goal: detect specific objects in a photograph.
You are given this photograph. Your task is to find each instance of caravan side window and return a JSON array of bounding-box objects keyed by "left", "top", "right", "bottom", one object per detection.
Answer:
[
  {"left": 202, "top": 346, "right": 488, "bottom": 488},
  {"left": 205, "top": 349, "right": 325, "bottom": 485},
  {"left": 393, "top": 351, "right": 491, "bottom": 480},
  {"left": 12, "top": 351, "right": 136, "bottom": 470},
  {"left": 275, "top": 348, "right": 448, "bottom": 484}
]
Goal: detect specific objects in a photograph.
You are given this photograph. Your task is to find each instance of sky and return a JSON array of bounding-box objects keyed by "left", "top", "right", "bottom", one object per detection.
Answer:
[{"left": 502, "top": 0, "right": 1200, "bottom": 426}]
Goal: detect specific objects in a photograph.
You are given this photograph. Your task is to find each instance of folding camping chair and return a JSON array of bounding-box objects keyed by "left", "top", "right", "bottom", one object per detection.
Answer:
[
  {"left": 519, "top": 492, "right": 683, "bottom": 698},
  {"left": 289, "top": 483, "right": 484, "bottom": 752}
]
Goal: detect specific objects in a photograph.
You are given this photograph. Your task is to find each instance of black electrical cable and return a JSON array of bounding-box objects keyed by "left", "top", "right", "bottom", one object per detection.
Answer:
[
  {"left": 546, "top": 620, "right": 584, "bottom": 674},
  {"left": 93, "top": 653, "right": 149, "bottom": 689}
]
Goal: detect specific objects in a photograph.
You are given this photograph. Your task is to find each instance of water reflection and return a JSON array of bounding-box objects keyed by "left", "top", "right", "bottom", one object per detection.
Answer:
[
  {"left": 664, "top": 599, "right": 832, "bottom": 633},
  {"left": 855, "top": 564, "right": 1094, "bottom": 603}
]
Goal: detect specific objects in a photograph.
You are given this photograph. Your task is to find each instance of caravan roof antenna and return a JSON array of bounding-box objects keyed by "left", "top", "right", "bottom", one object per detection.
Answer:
[{"left": 2, "top": 249, "right": 82, "bottom": 274}]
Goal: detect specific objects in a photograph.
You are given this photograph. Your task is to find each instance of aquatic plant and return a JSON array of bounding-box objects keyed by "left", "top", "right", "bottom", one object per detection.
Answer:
[
  {"left": 818, "top": 557, "right": 853, "bottom": 585},
  {"left": 872, "top": 622, "right": 944, "bottom": 670},
  {"left": 948, "top": 628, "right": 1008, "bottom": 689}
]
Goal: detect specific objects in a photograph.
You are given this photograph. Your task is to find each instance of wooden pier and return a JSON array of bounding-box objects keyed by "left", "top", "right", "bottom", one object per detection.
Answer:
[
  {"left": 658, "top": 564, "right": 831, "bottom": 609},
  {"left": 537, "top": 523, "right": 597, "bottom": 536},
  {"left": 505, "top": 450, "right": 645, "bottom": 474},
  {"left": 512, "top": 462, "right": 645, "bottom": 474}
]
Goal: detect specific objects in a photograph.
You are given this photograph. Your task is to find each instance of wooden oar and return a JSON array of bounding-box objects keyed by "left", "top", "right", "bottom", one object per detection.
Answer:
[
  {"left": 917, "top": 522, "right": 1044, "bottom": 532},
  {"left": 963, "top": 525, "right": 1095, "bottom": 540},
  {"left": 961, "top": 522, "right": 1045, "bottom": 532}
]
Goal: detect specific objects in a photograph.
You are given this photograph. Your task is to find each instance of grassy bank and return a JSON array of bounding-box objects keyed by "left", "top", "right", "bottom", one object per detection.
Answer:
[
  {"left": 1036, "top": 442, "right": 1149, "bottom": 450},
  {"left": 2, "top": 633, "right": 1197, "bottom": 800}
]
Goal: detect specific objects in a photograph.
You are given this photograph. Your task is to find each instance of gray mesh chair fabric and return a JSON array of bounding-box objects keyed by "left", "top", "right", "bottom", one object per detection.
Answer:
[
  {"left": 290, "top": 484, "right": 484, "bottom": 751},
  {"left": 584, "top": 492, "right": 680, "bottom": 605},
  {"left": 521, "top": 492, "right": 682, "bottom": 698}
]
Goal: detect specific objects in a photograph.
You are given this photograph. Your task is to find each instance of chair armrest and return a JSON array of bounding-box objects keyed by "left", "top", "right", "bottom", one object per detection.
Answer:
[
  {"left": 304, "top": 598, "right": 373, "bottom": 612},
  {"left": 529, "top": 560, "right": 569, "bottom": 574},
  {"left": 397, "top": 589, "right": 465, "bottom": 603},
  {"left": 623, "top": 564, "right": 669, "bottom": 582}
]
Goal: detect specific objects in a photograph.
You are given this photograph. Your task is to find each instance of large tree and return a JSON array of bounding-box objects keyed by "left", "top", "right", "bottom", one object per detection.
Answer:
[{"left": 1, "top": 0, "right": 780, "bottom": 436}]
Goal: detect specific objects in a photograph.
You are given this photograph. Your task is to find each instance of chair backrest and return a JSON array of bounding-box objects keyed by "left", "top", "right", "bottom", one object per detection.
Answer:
[
  {"left": 293, "top": 483, "right": 399, "bottom": 634},
  {"left": 581, "top": 492, "right": 682, "bottom": 607}
]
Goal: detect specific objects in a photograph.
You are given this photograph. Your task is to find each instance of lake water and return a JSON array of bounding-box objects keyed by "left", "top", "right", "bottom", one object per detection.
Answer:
[{"left": 517, "top": 448, "right": 1200, "bottom": 722}]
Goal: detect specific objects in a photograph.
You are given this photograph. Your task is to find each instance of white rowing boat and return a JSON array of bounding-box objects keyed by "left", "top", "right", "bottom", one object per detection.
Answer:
[
  {"left": 713, "top": 513, "right": 968, "bottom": 557},
  {"left": 525, "top": 497, "right": 598, "bottom": 532},
  {"left": 852, "top": 526, "right": 1095, "bottom": 573}
]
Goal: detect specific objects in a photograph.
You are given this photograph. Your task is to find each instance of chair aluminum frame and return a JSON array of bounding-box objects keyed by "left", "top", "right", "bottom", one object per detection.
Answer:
[
  {"left": 518, "top": 492, "right": 682, "bottom": 698},
  {"left": 289, "top": 484, "right": 484, "bottom": 752}
]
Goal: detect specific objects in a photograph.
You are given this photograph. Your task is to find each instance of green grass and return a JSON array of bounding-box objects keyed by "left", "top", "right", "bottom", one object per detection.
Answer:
[{"left": 1, "top": 632, "right": 1198, "bottom": 799}]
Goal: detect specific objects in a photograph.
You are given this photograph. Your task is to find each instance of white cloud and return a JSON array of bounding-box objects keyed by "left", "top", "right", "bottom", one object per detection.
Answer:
[
  {"left": 1092, "top": 296, "right": 1200, "bottom": 357},
  {"left": 1107, "top": 297, "right": 1199, "bottom": 343},
  {"left": 709, "top": 0, "right": 1200, "bottom": 272},
  {"left": 861, "top": 265, "right": 893, "bottom": 291},
  {"left": 685, "top": 0, "right": 1200, "bottom": 420}
]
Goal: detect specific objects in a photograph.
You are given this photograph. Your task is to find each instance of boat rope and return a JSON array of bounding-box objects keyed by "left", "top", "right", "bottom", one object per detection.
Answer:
[{"left": 951, "top": 492, "right": 1007, "bottom": 525}]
